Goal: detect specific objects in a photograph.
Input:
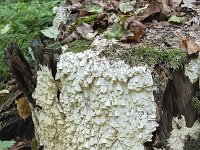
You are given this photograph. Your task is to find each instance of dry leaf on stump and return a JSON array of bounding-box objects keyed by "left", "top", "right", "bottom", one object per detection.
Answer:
[
  {"left": 122, "top": 17, "right": 145, "bottom": 42},
  {"left": 15, "top": 97, "right": 32, "bottom": 120},
  {"left": 180, "top": 36, "right": 200, "bottom": 55}
]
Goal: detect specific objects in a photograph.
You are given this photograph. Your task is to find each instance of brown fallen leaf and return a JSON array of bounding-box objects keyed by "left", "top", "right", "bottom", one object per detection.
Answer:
[
  {"left": 122, "top": 17, "right": 145, "bottom": 42},
  {"left": 180, "top": 36, "right": 200, "bottom": 55},
  {"left": 152, "top": 21, "right": 170, "bottom": 29},
  {"left": 104, "top": 0, "right": 119, "bottom": 12},
  {"left": 62, "top": 31, "right": 80, "bottom": 43},
  {"left": 16, "top": 97, "right": 32, "bottom": 120},
  {"left": 93, "top": 13, "right": 108, "bottom": 30},
  {"left": 76, "top": 23, "right": 93, "bottom": 38},
  {"left": 170, "top": 0, "right": 182, "bottom": 9},
  {"left": 139, "top": 0, "right": 163, "bottom": 21}
]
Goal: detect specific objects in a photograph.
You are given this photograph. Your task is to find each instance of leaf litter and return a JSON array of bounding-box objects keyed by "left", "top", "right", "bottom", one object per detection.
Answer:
[{"left": 54, "top": 0, "right": 199, "bottom": 58}]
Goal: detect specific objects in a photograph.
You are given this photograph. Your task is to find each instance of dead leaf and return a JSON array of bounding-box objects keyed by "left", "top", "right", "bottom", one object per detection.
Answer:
[
  {"left": 152, "top": 21, "right": 169, "bottom": 29},
  {"left": 121, "top": 30, "right": 137, "bottom": 42},
  {"left": 123, "top": 17, "right": 145, "bottom": 42},
  {"left": 178, "top": 0, "right": 200, "bottom": 17},
  {"left": 180, "top": 36, "right": 200, "bottom": 55},
  {"left": 104, "top": 0, "right": 119, "bottom": 12},
  {"left": 170, "top": 0, "right": 182, "bottom": 8},
  {"left": 93, "top": 13, "right": 109, "bottom": 30},
  {"left": 186, "top": 16, "right": 200, "bottom": 26},
  {"left": 62, "top": 31, "right": 79, "bottom": 43},
  {"left": 16, "top": 97, "right": 32, "bottom": 120},
  {"left": 76, "top": 23, "right": 93, "bottom": 38},
  {"left": 181, "top": 0, "right": 196, "bottom": 8},
  {"left": 67, "top": 0, "right": 84, "bottom": 12},
  {"left": 68, "top": 0, "right": 82, "bottom": 5},
  {"left": 140, "top": 0, "right": 163, "bottom": 21}
]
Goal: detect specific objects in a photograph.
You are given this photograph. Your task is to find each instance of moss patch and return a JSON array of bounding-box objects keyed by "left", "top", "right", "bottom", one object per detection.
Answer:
[
  {"left": 67, "top": 39, "right": 92, "bottom": 53},
  {"left": 99, "top": 45, "right": 188, "bottom": 70},
  {"left": 191, "top": 96, "right": 200, "bottom": 114}
]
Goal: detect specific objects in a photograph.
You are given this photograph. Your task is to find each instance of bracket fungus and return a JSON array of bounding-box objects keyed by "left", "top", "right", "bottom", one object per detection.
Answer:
[{"left": 32, "top": 49, "right": 159, "bottom": 149}]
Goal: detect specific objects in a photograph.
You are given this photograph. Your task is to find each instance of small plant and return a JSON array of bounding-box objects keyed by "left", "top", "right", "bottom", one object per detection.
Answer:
[
  {"left": 0, "top": 140, "right": 15, "bottom": 150},
  {"left": 0, "top": 0, "right": 62, "bottom": 81}
]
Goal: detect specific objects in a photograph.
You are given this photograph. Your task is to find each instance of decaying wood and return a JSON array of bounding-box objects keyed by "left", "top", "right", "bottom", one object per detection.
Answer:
[
  {"left": 4, "top": 42, "right": 36, "bottom": 107},
  {"left": 31, "top": 38, "right": 59, "bottom": 78},
  {"left": 0, "top": 115, "right": 34, "bottom": 141},
  {"left": 148, "top": 70, "right": 199, "bottom": 148}
]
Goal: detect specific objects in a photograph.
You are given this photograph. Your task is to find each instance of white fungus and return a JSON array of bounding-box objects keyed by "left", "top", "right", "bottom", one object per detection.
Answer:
[{"left": 32, "top": 49, "right": 158, "bottom": 150}]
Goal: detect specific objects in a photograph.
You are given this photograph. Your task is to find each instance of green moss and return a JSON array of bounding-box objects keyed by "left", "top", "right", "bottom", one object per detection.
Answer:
[
  {"left": 100, "top": 45, "right": 188, "bottom": 70},
  {"left": 68, "top": 39, "right": 92, "bottom": 53},
  {"left": 191, "top": 97, "right": 200, "bottom": 114},
  {"left": 184, "top": 133, "right": 200, "bottom": 150},
  {"left": 31, "top": 137, "right": 39, "bottom": 150}
]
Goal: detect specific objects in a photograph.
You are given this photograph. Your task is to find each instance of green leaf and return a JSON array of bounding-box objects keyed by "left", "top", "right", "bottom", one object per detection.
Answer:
[
  {"left": 104, "top": 23, "right": 125, "bottom": 39},
  {"left": 168, "top": 15, "right": 184, "bottom": 23},
  {"left": 0, "top": 24, "right": 11, "bottom": 34},
  {"left": 119, "top": 1, "right": 136, "bottom": 13},
  {"left": 85, "top": 3, "right": 103, "bottom": 13},
  {"left": 0, "top": 140, "right": 15, "bottom": 150},
  {"left": 41, "top": 26, "right": 59, "bottom": 39}
]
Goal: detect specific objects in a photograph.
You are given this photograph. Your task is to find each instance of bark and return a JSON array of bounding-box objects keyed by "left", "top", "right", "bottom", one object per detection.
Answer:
[{"left": 4, "top": 42, "right": 36, "bottom": 106}]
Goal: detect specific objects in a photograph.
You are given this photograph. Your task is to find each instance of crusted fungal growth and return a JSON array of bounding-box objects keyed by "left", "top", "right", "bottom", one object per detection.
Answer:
[
  {"left": 32, "top": 50, "right": 158, "bottom": 149},
  {"left": 32, "top": 66, "right": 65, "bottom": 149},
  {"left": 167, "top": 116, "right": 200, "bottom": 150},
  {"left": 185, "top": 55, "right": 200, "bottom": 85}
]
